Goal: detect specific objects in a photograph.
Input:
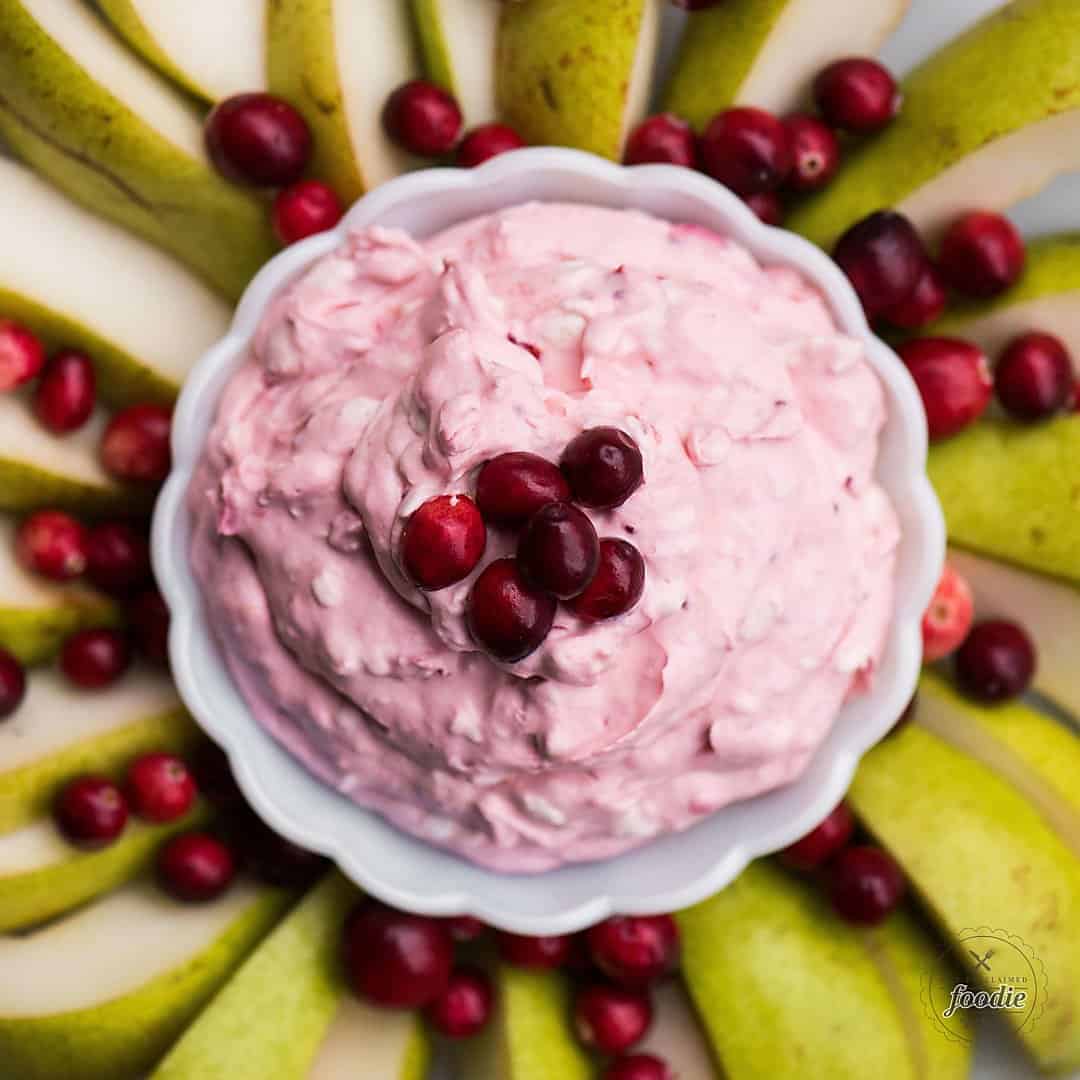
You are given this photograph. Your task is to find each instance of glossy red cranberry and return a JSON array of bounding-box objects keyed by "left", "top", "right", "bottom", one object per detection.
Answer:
[
  {"left": 402, "top": 494, "right": 486, "bottom": 590},
  {"left": 457, "top": 124, "right": 527, "bottom": 167},
  {"left": 100, "top": 404, "right": 172, "bottom": 484},
  {"left": 995, "top": 332, "right": 1073, "bottom": 421},
  {"left": 0, "top": 648, "right": 27, "bottom": 720},
  {"left": 496, "top": 931, "right": 574, "bottom": 970},
  {"left": 701, "top": 107, "right": 792, "bottom": 196},
  {"left": 272, "top": 181, "right": 344, "bottom": 245},
  {"left": 586, "top": 915, "right": 680, "bottom": 987},
  {"left": 0, "top": 319, "right": 45, "bottom": 391},
  {"left": 560, "top": 427, "right": 644, "bottom": 509},
  {"left": 780, "top": 801, "right": 855, "bottom": 871},
  {"left": 476, "top": 451, "right": 570, "bottom": 527},
  {"left": 518, "top": 502, "right": 600, "bottom": 599},
  {"left": 32, "top": 349, "right": 96, "bottom": 433},
  {"left": 883, "top": 262, "right": 948, "bottom": 330},
  {"left": 55, "top": 775, "right": 128, "bottom": 848},
  {"left": 444, "top": 915, "right": 487, "bottom": 943},
  {"left": 567, "top": 539, "right": 645, "bottom": 622},
  {"left": 603, "top": 1054, "right": 673, "bottom": 1080},
  {"left": 85, "top": 521, "right": 151, "bottom": 593},
  {"left": 783, "top": 114, "right": 840, "bottom": 192},
  {"left": 157, "top": 831, "right": 236, "bottom": 901},
  {"left": 383, "top": 80, "right": 463, "bottom": 156},
  {"left": 191, "top": 742, "right": 245, "bottom": 811},
  {"left": 425, "top": 965, "right": 494, "bottom": 1039},
  {"left": 828, "top": 845, "right": 906, "bottom": 926},
  {"left": 814, "top": 58, "right": 901, "bottom": 134},
  {"left": 955, "top": 619, "right": 1036, "bottom": 703},
  {"left": 743, "top": 191, "right": 785, "bottom": 227},
  {"left": 833, "top": 211, "right": 926, "bottom": 319},
  {"left": 467, "top": 558, "right": 556, "bottom": 662},
  {"left": 204, "top": 93, "right": 312, "bottom": 186},
  {"left": 60, "top": 628, "right": 132, "bottom": 689},
  {"left": 624, "top": 114, "right": 699, "bottom": 168},
  {"left": 574, "top": 984, "right": 653, "bottom": 1055},
  {"left": 938, "top": 212, "right": 1025, "bottom": 299},
  {"left": 343, "top": 902, "right": 454, "bottom": 1008},
  {"left": 15, "top": 510, "right": 89, "bottom": 581},
  {"left": 898, "top": 337, "right": 992, "bottom": 441},
  {"left": 126, "top": 752, "right": 196, "bottom": 823},
  {"left": 127, "top": 587, "right": 171, "bottom": 665},
  {"left": 921, "top": 563, "right": 975, "bottom": 663}
]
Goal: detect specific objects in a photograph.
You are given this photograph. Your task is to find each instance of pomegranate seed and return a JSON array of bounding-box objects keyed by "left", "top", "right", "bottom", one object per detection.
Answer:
[
  {"left": 496, "top": 931, "right": 573, "bottom": 970},
  {"left": 780, "top": 801, "right": 855, "bottom": 871},
  {"left": 995, "top": 332, "right": 1073, "bottom": 421},
  {"left": 518, "top": 502, "right": 600, "bottom": 599},
  {"left": 343, "top": 901, "right": 454, "bottom": 1008},
  {"left": 828, "top": 845, "right": 906, "bottom": 926},
  {"left": 204, "top": 93, "right": 312, "bottom": 187},
  {"left": 586, "top": 915, "right": 680, "bottom": 987},
  {"left": 938, "top": 212, "right": 1025, "bottom": 299},
  {"left": 402, "top": 494, "right": 486, "bottom": 590},
  {"left": 921, "top": 564, "right": 975, "bottom": 663},
  {"left": 466, "top": 558, "right": 556, "bottom": 662},
  {"left": 0, "top": 648, "right": 27, "bottom": 720},
  {"left": 100, "top": 404, "right": 172, "bottom": 484},
  {"left": 157, "top": 831, "right": 236, "bottom": 902},
  {"left": 603, "top": 1054, "right": 674, "bottom": 1080},
  {"left": 60, "top": 628, "right": 131, "bottom": 689},
  {"left": 85, "top": 521, "right": 151, "bottom": 593},
  {"left": 15, "top": 510, "right": 89, "bottom": 581},
  {"left": 955, "top": 619, "right": 1036, "bottom": 703},
  {"left": 126, "top": 752, "right": 196, "bottom": 823},
  {"left": 560, "top": 427, "right": 644, "bottom": 509},
  {"left": 475, "top": 451, "right": 570, "bottom": 527},
  {"left": 833, "top": 211, "right": 926, "bottom": 319},
  {"left": 127, "top": 587, "right": 171, "bottom": 665},
  {"left": 33, "top": 350, "right": 96, "bottom": 433},
  {"left": 0, "top": 319, "right": 45, "bottom": 391},
  {"left": 55, "top": 775, "right": 128, "bottom": 848},
  {"left": 272, "top": 181, "right": 344, "bottom": 245},
  {"left": 783, "top": 114, "right": 840, "bottom": 192},
  {"left": 883, "top": 262, "right": 948, "bottom": 330},
  {"left": 383, "top": 80, "right": 463, "bottom": 156},
  {"left": 444, "top": 915, "right": 486, "bottom": 943},
  {"left": 425, "top": 965, "right": 494, "bottom": 1039},
  {"left": 898, "top": 337, "right": 992, "bottom": 441},
  {"left": 567, "top": 538, "right": 645, "bottom": 623},
  {"left": 574, "top": 984, "right": 653, "bottom": 1055},
  {"left": 814, "top": 58, "right": 901, "bottom": 134},
  {"left": 743, "top": 191, "right": 785, "bottom": 227},
  {"left": 701, "top": 107, "right": 792, "bottom": 196},
  {"left": 457, "top": 124, "right": 527, "bottom": 167},
  {"left": 624, "top": 114, "right": 699, "bottom": 168}
]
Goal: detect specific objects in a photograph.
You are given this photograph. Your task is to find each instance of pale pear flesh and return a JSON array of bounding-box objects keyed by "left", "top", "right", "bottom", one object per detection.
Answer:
[
  {"left": 637, "top": 981, "right": 721, "bottom": 1078},
  {"left": 308, "top": 995, "right": 430, "bottom": 1080}
]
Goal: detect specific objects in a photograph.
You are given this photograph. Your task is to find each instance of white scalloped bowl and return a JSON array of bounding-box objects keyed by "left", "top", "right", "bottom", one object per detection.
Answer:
[{"left": 153, "top": 147, "right": 944, "bottom": 934}]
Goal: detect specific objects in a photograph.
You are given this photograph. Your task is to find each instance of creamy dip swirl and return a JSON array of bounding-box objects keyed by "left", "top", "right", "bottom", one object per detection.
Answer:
[{"left": 189, "top": 204, "right": 899, "bottom": 871}]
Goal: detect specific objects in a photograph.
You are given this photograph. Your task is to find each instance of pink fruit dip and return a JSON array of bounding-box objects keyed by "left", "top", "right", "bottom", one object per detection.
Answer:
[{"left": 188, "top": 203, "right": 900, "bottom": 872}]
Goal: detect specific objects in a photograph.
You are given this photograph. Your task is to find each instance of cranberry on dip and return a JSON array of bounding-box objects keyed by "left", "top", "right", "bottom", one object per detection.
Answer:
[{"left": 188, "top": 203, "right": 899, "bottom": 873}]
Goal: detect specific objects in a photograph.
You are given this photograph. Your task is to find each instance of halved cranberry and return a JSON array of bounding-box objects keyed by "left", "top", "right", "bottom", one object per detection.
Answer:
[
  {"left": 518, "top": 502, "right": 599, "bottom": 599},
  {"left": 995, "top": 332, "right": 1073, "bottom": 421},
  {"left": 55, "top": 775, "right": 128, "bottom": 848},
  {"left": 457, "top": 124, "right": 527, "bottom": 167},
  {"left": 833, "top": 211, "right": 925, "bottom": 319},
  {"left": 476, "top": 452, "right": 570, "bottom": 527},
  {"left": 496, "top": 931, "right": 573, "bottom": 970},
  {"left": 743, "top": 191, "right": 785, "bottom": 227},
  {"left": 204, "top": 93, "right": 312, "bottom": 187},
  {"left": 574, "top": 984, "right": 653, "bottom": 1055},
  {"left": 780, "top": 801, "right": 855, "bottom": 871},
  {"left": 783, "top": 114, "right": 840, "bottom": 192},
  {"left": 425, "top": 965, "right": 494, "bottom": 1039},
  {"left": 443, "top": 915, "right": 487, "bottom": 943},
  {"left": 701, "top": 107, "right": 792, "bottom": 196},
  {"left": 955, "top": 619, "right": 1035, "bottom": 703},
  {"left": 560, "top": 427, "right": 644, "bottom": 509},
  {"left": 567, "top": 539, "right": 645, "bottom": 622},
  {"left": 272, "top": 181, "right": 344, "bottom": 245},
  {"left": 938, "top": 212, "right": 1025, "bottom": 298},
  {"left": 127, "top": 587, "right": 171, "bottom": 665},
  {"left": 126, "top": 752, "right": 196, "bottom": 823},
  {"left": 921, "top": 564, "right": 974, "bottom": 663},
  {"left": 402, "top": 494, "right": 486, "bottom": 590},
  {"left": 85, "top": 521, "right": 151, "bottom": 593},
  {"left": 586, "top": 915, "right": 680, "bottom": 987},
  {"left": 828, "top": 845, "right": 906, "bottom": 926},
  {"left": 15, "top": 510, "right": 89, "bottom": 581},
  {"left": 603, "top": 1054, "right": 673, "bottom": 1080},
  {"left": 33, "top": 350, "right": 96, "bottom": 433},
  {"left": 0, "top": 649, "right": 27, "bottom": 720},
  {"left": 814, "top": 58, "right": 901, "bottom": 134},
  {"left": 60, "top": 628, "right": 132, "bottom": 689},
  {"left": 383, "top": 80, "right": 463, "bottom": 157},
  {"left": 157, "top": 832, "right": 236, "bottom": 902},
  {"left": 897, "top": 337, "right": 992, "bottom": 441},
  {"left": 100, "top": 404, "right": 172, "bottom": 484},
  {"left": 466, "top": 558, "right": 556, "bottom": 662},
  {"left": 0, "top": 319, "right": 45, "bottom": 391},
  {"left": 883, "top": 262, "right": 948, "bottom": 330},
  {"left": 624, "top": 114, "right": 699, "bottom": 168}
]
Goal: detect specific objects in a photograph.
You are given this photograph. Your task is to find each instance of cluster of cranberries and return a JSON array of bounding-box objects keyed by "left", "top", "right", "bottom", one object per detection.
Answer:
[{"left": 401, "top": 428, "right": 647, "bottom": 662}]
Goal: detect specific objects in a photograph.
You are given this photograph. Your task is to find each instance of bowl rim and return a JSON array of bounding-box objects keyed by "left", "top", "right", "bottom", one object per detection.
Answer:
[{"left": 153, "top": 146, "right": 945, "bottom": 933}]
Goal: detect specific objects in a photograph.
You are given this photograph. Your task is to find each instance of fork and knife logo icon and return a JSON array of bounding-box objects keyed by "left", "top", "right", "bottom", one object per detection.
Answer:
[{"left": 969, "top": 948, "right": 993, "bottom": 972}]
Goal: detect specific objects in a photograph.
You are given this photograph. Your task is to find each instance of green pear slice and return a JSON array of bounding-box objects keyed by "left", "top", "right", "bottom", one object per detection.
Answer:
[
  {"left": 677, "top": 858, "right": 970, "bottom": 1080},
  {"left": 0, "top": 877, "right": 290, "bottom": 1080},
  {"left": 0, "top": 0, "right": 276, "bottom": 300},
  {"left": 96, "top": 0, "right": 267, "bottom": 104},
  {"left": 850, "top": 719, "right": 1080, "bottom": 1071},
  {"left": 496, "top": 0, "right": 663, "bottom": 161},
  {"left": 637, "top": 981, "right": 720, "bottom": 1077},
  {"left": 267, "top": 0, "right": 420, "bottom": 204},
  {"left": 664, "top": 0, "right": 910, "bottom": 130},
  {"left": 0, "top": 664, "right": 199, "bottom": 833},
  {"left": 307, "top": 995, "right": 429, "bottom": 1080},
  {"left": 928, "top": 415, "right": 1079, "bottom": 587},
  {"left": 789, "top": 0, "right": 1080, "bottom": 249},
  {"left": 0, "top": 158, "right": 230, "bottom": 407}
]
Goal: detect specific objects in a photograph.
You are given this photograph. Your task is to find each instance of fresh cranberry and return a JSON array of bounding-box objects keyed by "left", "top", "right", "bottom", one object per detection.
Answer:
[
  {"left": 126, "top": 752, "right": 196, "bottom": 823},
  {"left": 586, "top": 915, "right": 680, "bottom": 987},
  {"left": 60, "top": 628, "right": 131, "bottom": 689},
  {"left": 955, "top": 619, "right": 1036, "bottom": 703},
  {"left": 444, "top": 915, "right": 487, "bottom": 943},
  {"left": 496, "top": 931, "right": 573, "bottom": 970},
  {"left": 833, "top": 211, "right": 925, "bottom": 319},
  {"left": 995, "top": 332, "right": 1073, "bottom": 421},
  {"left": 828, "top": 845, "right": 906, "bottom": 926},
  {"left": 425, "top": 965, "right": 494, "bottom": 1039},
  {"left": 780, "top": 801, "right": 855, "bottom": 871},
  {"left": 574, "top": 984, "right": 653, "bottom": 1055},
  {"left": 204, "top": 93, "right": 312, "bottom": 187},
  {"left": 0, "top": 319, "right": 45, "bottom": 391},
  {"left": 191, "top": 742, "right": 245, "bottom": 811},
  {"left": 466, "top": 558, "right": 556, "bottom": 662},
  {"left": 813, "top": 58, "right": 901, "bottom": 134},
  {"left": 921, "top": 564, "right": 975, "bottom": 663},
  {"left": 603, "top": 1054, "right": 673, "bottom": 1080},
  {"left": 783, "top": 114, "right": 840, "bottom": 192},
  {"left": 343, "top": 902, "right": 454, "bottom": 1008},
  {"left": 475, "top": 452, "right": 570, "bottom": 527},
  {"left": 898, "top": 337, "right": 992, "bottom": 441},
  {"left": 457, "top": 124, "right": 527, "bottom": 167},
  {"left": 272, "top": 181, "right": 344, "bottom": 245},
  {"left": 127, "top": 587, "right": 171, "bottom": 665},
  {"left": 402, "top": 494, "right": 486, "bottom": 590},
  {"left": 383, "top": 80, "right": 463, "bottom": 156},
  {"left": 624, "top": 114, "right": 698, "bottom": 168},
  {"left": 743, "top": 191, "right": 785, "bottom": 227},
  {"left": 157, "top": 831, "right": 236, "bottom": 901},
  {"left": 560, "top": 427, "right": 644, "bottom": 509},
  {"left": 701, "top": 107, "right": 792, "bottom": 196},
  {"left": 85, "top": 521, "right": 151, "bottom": 593},
  {"left": 0, "top": 648, "right": 27, "bottom": 720},
  {"left": 232, "top": 814, "right": 328, "bottom": 888},
  {"left": 32, "top": 350, "right": 96, "bottom": 433},
  {"left": 883, "top": 262, "right": 948, "bottom": 330},
  {"left": 100, "top": 404, "right": 172, "bottom": 484},
  {"left": 518, "top": 502, "right": 600, "bottom": 599},
  {"left": 55, "top": 775, "right": 128, "bottom": 848},
  {"left": 15, "top": 510, "right": 89, "bottom": 581},
  {"left": 567, "top": 539, "right": 645, "bottom": 622},
  {"left": 938, "top": 212, "right": 1025, "bottom": 298}
]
